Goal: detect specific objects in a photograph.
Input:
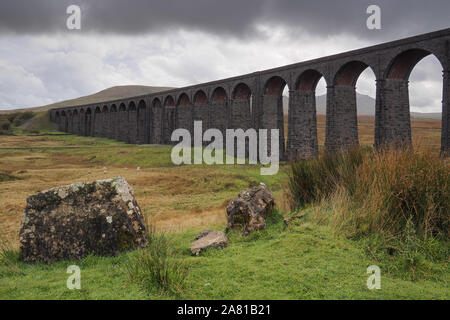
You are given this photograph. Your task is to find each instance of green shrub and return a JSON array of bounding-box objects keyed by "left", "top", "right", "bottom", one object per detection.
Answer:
[
  {"left": 12, "top": 111, "right": 34, "bottom": 127},
  {"left": 0, "top": 119, "right": 12, "bottom": 135}
]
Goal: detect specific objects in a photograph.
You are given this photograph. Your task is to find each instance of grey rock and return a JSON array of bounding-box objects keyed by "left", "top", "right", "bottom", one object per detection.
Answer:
[
  {"left": 190, "top": 230, "right": 228, "bottom": 256},
  {"left": 226, "top": 183, "right": 275, "bottom": 236},
  {"left": 19, "top": 176, "right": 148, "bottom": 264}
]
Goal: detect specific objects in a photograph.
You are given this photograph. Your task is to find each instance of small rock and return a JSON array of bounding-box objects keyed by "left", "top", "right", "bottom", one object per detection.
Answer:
[
  {"left": 190, "top": 229, "right": 228, "bottom": 256},
  {"left": 226, "top": 184, "right": 275, "bottom": 236},
  {"left": 195, "top": 229, "right": 213, "bottom": 240}
]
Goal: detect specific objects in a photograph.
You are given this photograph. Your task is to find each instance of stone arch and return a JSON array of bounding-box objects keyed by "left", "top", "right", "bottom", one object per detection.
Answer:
[
  {"left": 110, "top": 104, "right": 117, "bottom": 140},
  {"left": 232, "top": 83, "right": 252, "bottom": 100},
  {"left": 287, "top": 69, "right": 326, "bottom": 159},
  {"left": 128, "top": 101, "right": 137, "bottom": 144},
  {"left": 137, "top": 100, "right": 147, "bottom": 144},
  {"left": 262, "top": 76, "right": 288, "bottom": 159},
  {"left": 66, "top": 110, "right": 74, "bottom": 133},
  {"left": 59, "top": 110, "right": 66, "bottom": 132},
  {"left": 163, "top": 96, "right": 176, "bottom": 144},
  {"left": 296, "top": 69, "right": 325, "bottom": 92},
  {"left": 327, "top": 61, "right": 377, "bottom": 150},
  {"left": 93, "top": 106, "right": 102, "bottom": 137},
  {"left": 379, "top": 49, "right": 445, "bottom": 150},
  {"left": 386, "top": 49, "right": 438, "bottom": 80},
  {"left": 231, "top": 82, "right": 252, "bottom": 130},
  {"left": 177, "top": 93, "right": 191, "bottom": 106},
  {"left": 210, "top": 87, "right": 228, "bottom": 135},
  {"left": 211, "top": 87, "right": 227, "bottom": 102},
  {"left": 264, "top": 76, "right": 287, "bottom": 96},
  {"left": 79, "top": 109, "right": 85, "bottom": 136},
  {"left": 334, "top": 61, "right": 374, "bottom": 86},
  {"left": 194, "top": 89, "right": 209, "bottom": 133},
  {"left": 54, "top": 111, "right": 60, "bottom": 130},
  {"left": 151, "top": 97, "right": 163, "bottom": 144},
  {"left": 118, "top": 103, "right": 127, "bottom": 142},
  {"left": 85, "top": 108, "right": 92, "bottom": 136},
  {"left": 177, "top": 93, "right": 193, "bottom": 133},
  {"left": 72, "top": 109, "right": 79, "bottom": 135},
  {"left": 100, "top": 105, "right": 109, "bottom": 138}
]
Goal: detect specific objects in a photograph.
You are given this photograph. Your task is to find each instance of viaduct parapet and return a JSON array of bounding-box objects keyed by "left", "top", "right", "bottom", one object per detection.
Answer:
[{"left": 50, "top": 28, "right": 450, "bottom": 159}]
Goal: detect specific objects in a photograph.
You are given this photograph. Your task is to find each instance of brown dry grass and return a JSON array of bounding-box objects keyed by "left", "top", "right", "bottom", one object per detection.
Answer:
[
  {"left": 0, "top": 116, "right": 442, "bottom": 248},
  {"left": 284, "top": 115, "right": 442, "bottom": 152}
]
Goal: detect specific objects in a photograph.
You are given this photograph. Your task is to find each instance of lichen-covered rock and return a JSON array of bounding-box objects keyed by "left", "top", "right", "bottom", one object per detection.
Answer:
[
  {"left": 190, "top": 229, "right": 228, "bottom": 256},
  {"left": 19, "top": 177, "right": 148, "bottom": 264},
  {"left": 226, "top": 183, "right": 275, "bottom": 236}
]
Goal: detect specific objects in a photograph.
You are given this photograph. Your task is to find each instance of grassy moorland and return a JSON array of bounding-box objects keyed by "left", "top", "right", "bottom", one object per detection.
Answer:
[{"left": 0, "top": 114, "right": 448, "bottom": 299}]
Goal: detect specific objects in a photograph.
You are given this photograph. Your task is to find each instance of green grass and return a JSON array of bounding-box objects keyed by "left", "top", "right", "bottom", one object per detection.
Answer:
[
  {"left": 1, "top": 213, "right": 448, "bottom": 299},
  {"left": 0, "top": 133, "right": 448, "bottom": 300}
]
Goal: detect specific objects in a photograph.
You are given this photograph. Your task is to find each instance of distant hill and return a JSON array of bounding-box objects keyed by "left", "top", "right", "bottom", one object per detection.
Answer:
[
  {"left": 0, "top": 85, "right": 175, "bottom": 114},
  {"left": 2, "top": 85, "right": 441, "bottom": 121},
  {"left": 283, "top": 93, "right": 441, "bottom": 120}
]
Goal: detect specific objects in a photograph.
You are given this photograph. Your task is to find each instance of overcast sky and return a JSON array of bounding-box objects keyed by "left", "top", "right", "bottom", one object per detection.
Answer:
[{"left": 0, "top": 0, "right": 449, "bottom": 112}]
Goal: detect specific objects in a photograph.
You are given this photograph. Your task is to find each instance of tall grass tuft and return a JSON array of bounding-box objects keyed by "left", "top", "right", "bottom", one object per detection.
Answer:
[
  {"left": 288, "top": 147, "right": 364, "bottom": 209},
  {"left": 126, "top": 226, "right": 188, "bottom": 295},
  {"left": 288, "top": 147, "right": 449, "bottom": 239},
  {"left": 0, "top": 237, "right": 23, "bottom": 277}
]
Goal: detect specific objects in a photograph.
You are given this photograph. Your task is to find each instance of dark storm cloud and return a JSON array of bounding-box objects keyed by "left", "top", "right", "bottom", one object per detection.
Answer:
[{"left": 0, "top": 0, "right": 449, "bottom": 39}]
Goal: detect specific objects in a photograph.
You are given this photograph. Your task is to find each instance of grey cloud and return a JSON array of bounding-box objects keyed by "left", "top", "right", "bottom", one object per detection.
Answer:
[{"left": 0, "top": 0, "right": 449, "bottom": 41}]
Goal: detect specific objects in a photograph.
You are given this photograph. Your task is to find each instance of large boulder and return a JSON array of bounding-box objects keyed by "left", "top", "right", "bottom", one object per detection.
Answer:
[
  {"left": 190, "top": 229, "right": 229, "bottom": 255},
  {"left": 19, "top": 177, "right": 148, "bottom": 264},
  {"left": 226, "top": 183, "right": 275, "bottom": 236}
]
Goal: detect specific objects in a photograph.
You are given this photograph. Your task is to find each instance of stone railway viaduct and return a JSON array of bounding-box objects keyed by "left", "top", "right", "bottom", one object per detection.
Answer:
[{"left": 50, "top": 28, "right": 450, "bottom": 159}]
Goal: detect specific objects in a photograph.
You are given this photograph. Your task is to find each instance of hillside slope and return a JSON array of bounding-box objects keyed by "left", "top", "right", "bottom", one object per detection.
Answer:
[{"left": 0, "top": 85, "right": 175, "bottom": 114}]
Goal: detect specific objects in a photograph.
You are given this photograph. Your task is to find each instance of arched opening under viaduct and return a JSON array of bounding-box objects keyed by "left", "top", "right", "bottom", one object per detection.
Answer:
[
  {"left": 380, "top": 49, "right": 444, "bottom": 153},
  {"left": 137, "top": 100, "right": 147, "bottom": 144},
  {"left": 408, "top": 54, "right": 443, "bottom": 153},
  {"left": 287, "top": 69, "right": 325, "bottom": 159},
  {"left": 72, "top": 109, "right": 79, "bottom": 135},
  {"left": 194, "top": 90, "right": 209, "bottom": 135},
  {"left": 67, "top": 110, "right": 73, "bottom": 134},
  {"left": 177, "top": 93, "right": 193, "bottom": 133},
  {"left": 79, "top": 109, "right": 85, "bottom": 136},
  {"left": 93, "top": 107, "right": 101, "bottom": 137},
  {"left": 85, "top": 108, "right": 92, "bottom": 136},
  {"left": 231, "top": 83, "right": 252, "bottom": 130},
  {"left": 263, "top": 76, "right": 288, "bottom": 160},
  {"left": 211, "top": 87, "right": 228, "bottom": 136},
  {"left": 151, "top": 98, "right": 163, "bottom": 144},
  {"left": 110, "top": 104, "right": 117, "bottom": 140},
  {"left": 163, "top": 96, "right": 176, "bottom": 144},
  {"left": 329, "top": 61, "right": 376, "bottom": 150},
  {"left": 101, "top": 105, "right": 109, "bottom": 138},
  {"left": 118, "top": 103, "right": 127, "bottom": 142},
  {"left": 128, "top": 102, "right": 137, "bottom": 144},
  {"left": 60, "top": 111, "right": 68, "bottom": 132}
]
